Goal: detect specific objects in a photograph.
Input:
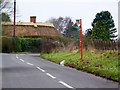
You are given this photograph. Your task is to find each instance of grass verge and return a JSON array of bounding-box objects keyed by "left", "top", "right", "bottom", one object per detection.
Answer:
[{"left": 41, "top": 51, "right": 119, "bottom": 82}]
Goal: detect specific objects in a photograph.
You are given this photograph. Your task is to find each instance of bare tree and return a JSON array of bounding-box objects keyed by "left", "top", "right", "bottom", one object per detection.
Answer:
[
  {"left": 46, "top": 17, "right": 72, "bottom": 34},
  {"left": 46, "top": 17, "right": 80, "bottom": 39},
  {"left": 0, "top": 0, "right": 13, "bottom": 15}
]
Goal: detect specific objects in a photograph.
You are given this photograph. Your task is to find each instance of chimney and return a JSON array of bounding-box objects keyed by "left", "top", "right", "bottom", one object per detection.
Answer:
[{"left": 30, "top": 16, "right": 36, "bottom": 23}]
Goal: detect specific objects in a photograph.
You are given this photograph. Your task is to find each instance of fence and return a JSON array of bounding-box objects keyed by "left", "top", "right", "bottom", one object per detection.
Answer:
[{"left": 83, "top": 39, "right": 119, "bottom": 51}]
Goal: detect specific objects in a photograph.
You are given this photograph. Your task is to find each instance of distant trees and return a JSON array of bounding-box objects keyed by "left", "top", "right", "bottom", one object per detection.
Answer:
[
  {"left": 91, "top": 11, "right": 117, "bottom": 40},
  {"left": 0, "top": 0, "right": 13, "bottom": 15},
  {"left": 46, "top": 17, "right": 72, "bottom": 33},
  {"left": 84, "top": 28, "right": 92, "bottom": 38},
  {"left": 0, "top": 0, "right": 13, "bottom": 22},
  {"left": 65, "top": 23, "right": 79, "bottom": 39},
  {"left": 2, "top": 12, "right": 11, "bottom": 22},
  {"left": 46, "top": 16, "right": 79, "bottom": 39},
  {"left": 47, "top": 11, "right": 117, "bottom": 40},
  {"left": 84, "top": 11, "right": 117, "bottom": 40}
]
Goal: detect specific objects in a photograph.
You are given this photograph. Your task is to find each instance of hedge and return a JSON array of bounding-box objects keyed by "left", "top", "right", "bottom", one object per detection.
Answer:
[
  {"left": 1, "top": 36, "right": 74, "bottom": 53},
  {"left": 1, "top": 36, "right": 42, "bottom": 53}
]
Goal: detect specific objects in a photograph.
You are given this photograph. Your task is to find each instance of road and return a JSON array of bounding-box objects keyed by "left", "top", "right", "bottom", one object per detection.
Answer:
[{"left": 2, "top": 54, "right": 119, "bottom": 89}]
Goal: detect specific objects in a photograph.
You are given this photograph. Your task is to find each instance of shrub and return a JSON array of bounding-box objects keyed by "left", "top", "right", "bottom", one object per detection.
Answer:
[
  {"left": 2, "top": 36, "right": 14, "bottom": 53},
  {"left": 16, "top": 38, "right": 42, "bottom": 52},
  {"left": 2, "top": 37, "right": 42, "bottom": 53}
]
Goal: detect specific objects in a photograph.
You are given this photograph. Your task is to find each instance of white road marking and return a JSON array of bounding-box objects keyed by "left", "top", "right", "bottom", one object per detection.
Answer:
[
  {"left": 26, "top": 62, "right": 34, "bottom": 66},
  {"left": 60, "top": 60, "right": 65, "bottom": 66},
  {"left": 19, "top": 59, "right": 25, "bottom": 62},
  {"left": 16, "top": 55, "right": 18, "bottom": 59},
  {"left": 46, "top": 73, "right": 56, "bottom": 79},
  {"left": 59, "top": 81, "right": 74, "bottom": 89},
  {"left": 15, "top": 54, "right": 74, "bottom": 89},
  {"left": 36, "top": 67, "right": 45, "bottom": 72}
]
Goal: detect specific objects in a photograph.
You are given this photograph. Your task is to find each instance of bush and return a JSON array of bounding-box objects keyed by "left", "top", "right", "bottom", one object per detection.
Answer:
[
  {"left": 2, "top": 37, "right": 42, "bottom": 53},
  {"left": 2, "top": 36, "right": 14, "bottom": 53},
  {"left": 16, "top": 38, "right": 42, "bottom": 52}
]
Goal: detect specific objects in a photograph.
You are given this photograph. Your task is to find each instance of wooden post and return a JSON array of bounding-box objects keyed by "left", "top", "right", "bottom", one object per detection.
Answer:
[
  {"left": 76, "top": 19, "right": 83, "bottom": 60},
  {"left": 80, "top": 19, "right": 82, "bottom": 60}
]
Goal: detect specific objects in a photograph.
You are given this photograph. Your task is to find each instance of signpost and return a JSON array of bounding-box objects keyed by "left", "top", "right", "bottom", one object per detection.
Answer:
[{"left": 76, "top": 19, "right": 82, "bottom": 60}]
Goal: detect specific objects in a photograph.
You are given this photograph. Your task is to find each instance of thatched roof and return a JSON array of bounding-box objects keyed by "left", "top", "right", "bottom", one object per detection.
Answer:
[
  {"left": 2, "top": 22, "right": 62, "bottom": 37},
  {"left": 2, "top": 22, "right": 54, "bottom": 28}
]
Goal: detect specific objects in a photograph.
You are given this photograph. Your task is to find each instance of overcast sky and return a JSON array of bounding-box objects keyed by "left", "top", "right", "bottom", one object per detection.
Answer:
[{"left": 11, "top": 0, "right": 119, "bottom": 33}]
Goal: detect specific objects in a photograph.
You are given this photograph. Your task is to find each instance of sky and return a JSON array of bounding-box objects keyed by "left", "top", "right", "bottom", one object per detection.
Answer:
[{"left": 11, "top": 0, "right": 119, "bottom": 34}]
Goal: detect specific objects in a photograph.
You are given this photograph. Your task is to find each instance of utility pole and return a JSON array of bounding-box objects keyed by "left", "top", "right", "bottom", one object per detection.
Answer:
[
  {"left": 13, "top": 0, "right": 16, "bottom": 52},
  {"left": 13, "top": 0, "right": 16, "bottom": 37}
]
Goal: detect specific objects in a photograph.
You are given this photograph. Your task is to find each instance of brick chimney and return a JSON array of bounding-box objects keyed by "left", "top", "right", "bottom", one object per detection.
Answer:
[{"left": 30, "top": 16, "right": 36, "bottom": 23}]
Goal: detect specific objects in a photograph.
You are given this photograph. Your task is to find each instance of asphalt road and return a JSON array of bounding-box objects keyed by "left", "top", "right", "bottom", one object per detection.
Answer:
[{"left": 2, "top": 54, "right": 119, "bottom": 89}]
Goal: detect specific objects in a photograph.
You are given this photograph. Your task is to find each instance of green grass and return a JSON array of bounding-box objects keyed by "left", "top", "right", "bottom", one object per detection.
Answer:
[{"left": 41, "top": 51, "right": 119, "bottom": 82}]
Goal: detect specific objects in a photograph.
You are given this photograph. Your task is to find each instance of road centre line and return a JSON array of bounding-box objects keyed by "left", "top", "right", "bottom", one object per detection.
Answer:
[
  {"left": 19, "top": 59, "right": 25, "bottom": 62},
  {"left": 59, "top": 81, "right": 74, "bottom": 89},
  {"left": 36, "top": 67, "right": 45, "bottom": 72},
  {"left": 26, "top": 62, "right": 34, "bottom": 66},
  {"left": 46, "top": 73, "right": 56, "bottom": 79},
  {"left": 16, "top": 55, "right": 18, "bottom": 59},
  {"left": 16, "top": 54, "right": 73, "bottom": 89}
]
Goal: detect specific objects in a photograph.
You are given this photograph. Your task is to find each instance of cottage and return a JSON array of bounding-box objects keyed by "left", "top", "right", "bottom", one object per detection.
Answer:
[{"left": 2, "top": 16, "right": 62, "bottom": 37}]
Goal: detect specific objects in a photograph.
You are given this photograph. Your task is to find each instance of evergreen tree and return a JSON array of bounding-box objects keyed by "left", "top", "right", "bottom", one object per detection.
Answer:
[
  {"left": 2, "top": 12, "right": 11, "bottom": 22},
  {"left": 92, "top": 11, "right": 117, "bottom": 40}
]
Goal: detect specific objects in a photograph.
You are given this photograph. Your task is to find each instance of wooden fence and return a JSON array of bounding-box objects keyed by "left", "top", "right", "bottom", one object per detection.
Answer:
[{"left": 83, "top": 39, "right": 120, "bottom": 51}]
